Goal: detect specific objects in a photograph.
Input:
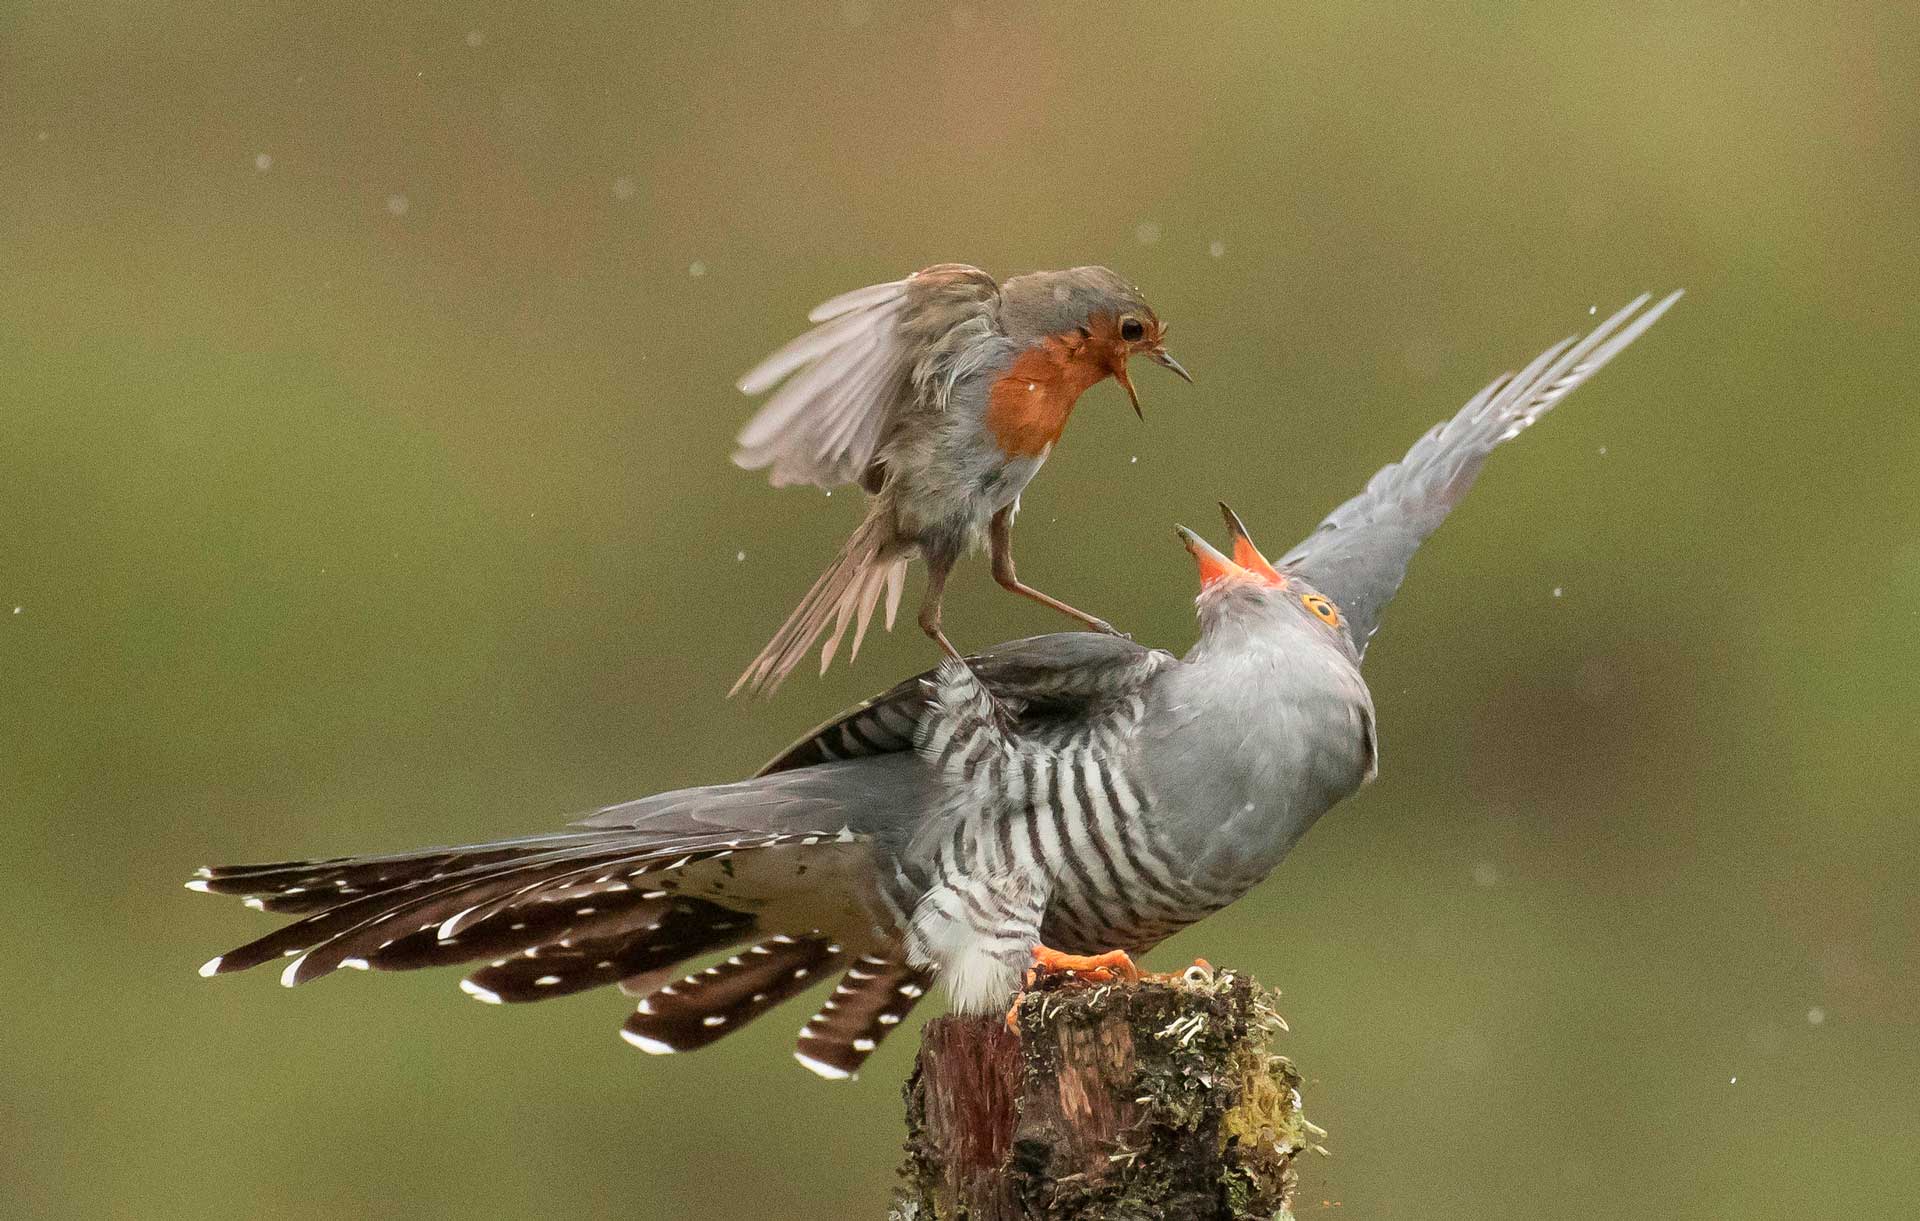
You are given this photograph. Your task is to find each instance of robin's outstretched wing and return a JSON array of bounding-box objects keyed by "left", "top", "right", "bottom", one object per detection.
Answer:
[
  {"left": 757, "top": 632, "right": 1175, "bottom": 776},
  {"left": 1281, "top": 291, "right": 1681, "bottom": 656},
  {"left": 733, "top": 264, "right": 1002, "bottom": 490}
]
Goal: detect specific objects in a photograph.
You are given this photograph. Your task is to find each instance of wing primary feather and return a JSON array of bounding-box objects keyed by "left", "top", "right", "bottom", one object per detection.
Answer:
[
  {"left": 1280, "top": 291, "right": 1681, "bottom": 653},
  {"left": 806, "top": 279, "right": 908, "bottom": 323}
]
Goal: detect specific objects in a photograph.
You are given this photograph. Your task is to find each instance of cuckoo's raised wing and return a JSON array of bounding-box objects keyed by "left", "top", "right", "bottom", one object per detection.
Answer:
[
  {"left": 757, "top": 632, "right": 1175, "bottom": 776},
  {"left": 732, "top": 264, "right": 1002, "bottom": 490},
  {"left": 1281, "top": 291, "right": 1681, "bottom": 656}
]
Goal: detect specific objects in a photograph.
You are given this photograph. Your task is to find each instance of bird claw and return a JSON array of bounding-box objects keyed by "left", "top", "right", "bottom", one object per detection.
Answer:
[
  {"left": 1007, "top": 951, "right": 1214, "bottom": 1032},
  {"left": 1028, "top": 945, "right": 1141, "bottom": 985}
]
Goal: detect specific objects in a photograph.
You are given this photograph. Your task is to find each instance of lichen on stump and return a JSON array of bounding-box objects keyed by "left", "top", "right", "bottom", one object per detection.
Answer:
[{"left": 893, "top": 966, "right": 1321, "bottom": 1220}]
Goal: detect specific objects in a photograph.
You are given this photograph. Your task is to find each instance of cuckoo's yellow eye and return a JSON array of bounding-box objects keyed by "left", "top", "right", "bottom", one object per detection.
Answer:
[{"left": 1302, "top": 594, "right": 1340, "bottom": 626}]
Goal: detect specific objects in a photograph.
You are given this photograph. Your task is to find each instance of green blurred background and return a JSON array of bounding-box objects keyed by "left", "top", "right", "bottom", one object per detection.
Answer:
[{"left": 4, "top": 3, "right": 1916, "bottom": 1217}]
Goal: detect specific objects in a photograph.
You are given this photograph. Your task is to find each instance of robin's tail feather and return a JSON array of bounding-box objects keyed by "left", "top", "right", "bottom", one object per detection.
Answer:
[{"left": 732, "top": 508, "right": 911, "bottom": 697}]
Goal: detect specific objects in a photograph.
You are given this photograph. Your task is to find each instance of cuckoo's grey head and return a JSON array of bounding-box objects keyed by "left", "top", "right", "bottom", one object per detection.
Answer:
[
  {"left": 995, "top": 266, "right": 1191, "bottom": 416},
  {"left": 1175, "top": 505, "right": 1359, "bottom": 657}
]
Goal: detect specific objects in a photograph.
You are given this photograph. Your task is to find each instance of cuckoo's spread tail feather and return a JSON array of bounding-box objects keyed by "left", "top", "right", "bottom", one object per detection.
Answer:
[
  {"left": 732, "top": 508, "right": 911, "bottom": 698},
  {"left": 190, "top": 827, "right": 928, "bottom": 1077}
]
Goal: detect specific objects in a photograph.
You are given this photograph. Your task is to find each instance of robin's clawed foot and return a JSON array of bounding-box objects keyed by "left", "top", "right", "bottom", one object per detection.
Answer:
[{"left": 1072, "top": 614, "right": 1129, "bottom": 639}]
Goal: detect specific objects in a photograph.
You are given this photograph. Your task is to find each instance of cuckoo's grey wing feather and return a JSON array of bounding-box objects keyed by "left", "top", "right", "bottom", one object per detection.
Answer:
[
  {"left": 191, "top": 762, "right": 918, "bottom": 981},
  {"left": 757, "top": 632, "right": 1174, "bottom": 776},
  {"left": 1282, "top": 291, "right": 1682, "bottom": 655},
  {"left": 194, "top": 763, "right": 908, "bottom": 915},
  {"left": 733, "top": 264, "right": 1001, "bottom": 490}
]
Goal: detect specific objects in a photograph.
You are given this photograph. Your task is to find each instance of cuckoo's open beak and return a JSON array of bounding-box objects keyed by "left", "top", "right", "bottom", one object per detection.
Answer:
[
  {"left": 1218, "top": 503, "right": 1285, "bottom": 585},
  {"left": 1175, "top": 526, "right": 1248, "bottom": 588}
]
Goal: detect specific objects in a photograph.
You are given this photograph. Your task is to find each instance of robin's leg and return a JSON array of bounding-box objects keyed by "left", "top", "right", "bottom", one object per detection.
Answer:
[
  {"left": 916, "top": 555, "right": 965, "bottom": 663},
  {"left": 989, "top": 507, "right": 1126, "bottom": 637}
]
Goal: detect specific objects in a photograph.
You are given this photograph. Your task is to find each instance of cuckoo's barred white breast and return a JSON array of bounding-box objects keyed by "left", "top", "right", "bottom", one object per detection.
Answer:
[{"left": 190, "top": 292, "right": 1679, "bottom": 1079}]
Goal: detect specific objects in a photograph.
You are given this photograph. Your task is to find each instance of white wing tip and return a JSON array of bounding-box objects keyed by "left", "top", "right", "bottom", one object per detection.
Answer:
[
  {"left": 184, "top": 879, "right": 213, "bottom": 893},
  {"left": 197, "top": 956, "right": 224, "bottom": 978},
  {"left": 459, "top": 978, "right": 504, "bottom": 1005},
  {"left": 1644, "top": 287, "right": 1685, "bottom": 318},
  {"left": 793, "top": 1049, "right": 855, "bottom": 1080},
  {"left": 278, "top": 955, "right": 308, "bottom": 988},
  {"left": 619, "top": 1028, "right": 678, "bottom": 1055}
]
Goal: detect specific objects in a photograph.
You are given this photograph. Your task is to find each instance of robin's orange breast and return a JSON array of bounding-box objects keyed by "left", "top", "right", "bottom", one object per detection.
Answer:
[{"left": 985, "top": 336, "right": 1119, "bottom": 458}]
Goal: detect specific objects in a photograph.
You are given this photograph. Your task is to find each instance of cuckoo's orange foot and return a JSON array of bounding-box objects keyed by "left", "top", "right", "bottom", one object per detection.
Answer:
[
  {"left": 1005, "top": 946, "right": 1140, "bottom": 1032},
  {"left": 1028, "top": 945, "right": 1142, "bottom": 984}
]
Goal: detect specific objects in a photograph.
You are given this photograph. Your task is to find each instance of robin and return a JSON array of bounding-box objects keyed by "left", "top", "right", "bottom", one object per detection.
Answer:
[
  {"left": 189, "top": 292, "right": 1678, "bottom": 1079},
  {"left": 728, "top": 263, "right": 1191, "bottom": 697}
]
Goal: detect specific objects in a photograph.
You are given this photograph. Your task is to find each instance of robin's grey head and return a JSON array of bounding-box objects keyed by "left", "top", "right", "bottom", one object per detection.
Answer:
[
  {"left": 1175, "top": 505, "right": 1357, "bottom": 655},
  {"left": 997, "top": 266, "right": 1192, "bottom": 416}
]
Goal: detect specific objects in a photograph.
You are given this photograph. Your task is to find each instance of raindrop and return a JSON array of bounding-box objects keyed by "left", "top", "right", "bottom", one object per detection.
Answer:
[
  {"left": 1134, "top": 220, "right": 1162, "bottom": 245},
  {"left": 1551, "top": 586, "right": 1564, "bottom": 598},
  {"left": 253, "top": 152, "right": 273, "bottom": 172},
  {"left": 689, "top": 261, "right": 707, "bottom": 277},
  {"left": 386, "top": 193, "right": 410, "bottom": 216},
  {"left": 1471, "top": 862, "right": 1498, "bottom": 888},
  {"left": 465, "top": 30, "right": 485, "bottom": 47},
  {"left": 1208, "top": 239, "right": 1226, "bottom": 258},
  {"left": 736, "top": 551, "right": 747, "bottom": 563},
  {"left": 1807, "top": 1007, "right": 1826, "bottom": 1025},
  {"left": 612, "top": 176, "right": 637, "bottom": 201}
]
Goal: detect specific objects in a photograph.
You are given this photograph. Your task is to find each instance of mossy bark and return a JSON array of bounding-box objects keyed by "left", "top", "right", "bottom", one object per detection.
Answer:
[{"left": 893, "top": 967, "right": 1319, "bottom": 1220}]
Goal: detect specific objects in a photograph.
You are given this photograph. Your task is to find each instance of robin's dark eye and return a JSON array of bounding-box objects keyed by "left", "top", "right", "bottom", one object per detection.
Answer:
[
  {"left": 1119, "top": 317, "right": 1146, "bottom": 342},
  {"left": 1302, "top": 594, "right": 1340, "bottom": 626}
]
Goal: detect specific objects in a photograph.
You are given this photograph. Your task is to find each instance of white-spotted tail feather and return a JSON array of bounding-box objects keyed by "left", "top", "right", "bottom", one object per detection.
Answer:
[{"left": 792, "top": 956, "right": 931, "bottom": 1080}]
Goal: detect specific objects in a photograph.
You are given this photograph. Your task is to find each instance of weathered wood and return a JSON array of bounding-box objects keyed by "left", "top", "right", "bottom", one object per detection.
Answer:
[{"left": 893, "top": 967, "right": 1319, "bottom": 1220}]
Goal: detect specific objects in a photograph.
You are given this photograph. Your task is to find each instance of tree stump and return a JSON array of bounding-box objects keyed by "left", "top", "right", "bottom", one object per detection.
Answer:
[{"left": 893, "top": 966, "right": 1320, "bottom": 1220}]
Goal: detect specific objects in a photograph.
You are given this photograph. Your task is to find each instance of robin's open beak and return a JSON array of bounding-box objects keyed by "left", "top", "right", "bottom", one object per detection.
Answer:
[
  {"left": 1175, "top": 526, "right": 1248, "bottom": 587},
  {"left": 1114, "top": 349, "right": 1190, "bottom": 420},
  {"left": 1114, "top": 364, "right": 1145, "bottom": 420},
  {"left": 1218, "top": 503, "right": 1285, "bottom": 585},
  {"left": 1149, "top": 347, "right": 1193, "bottom": 384}
]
